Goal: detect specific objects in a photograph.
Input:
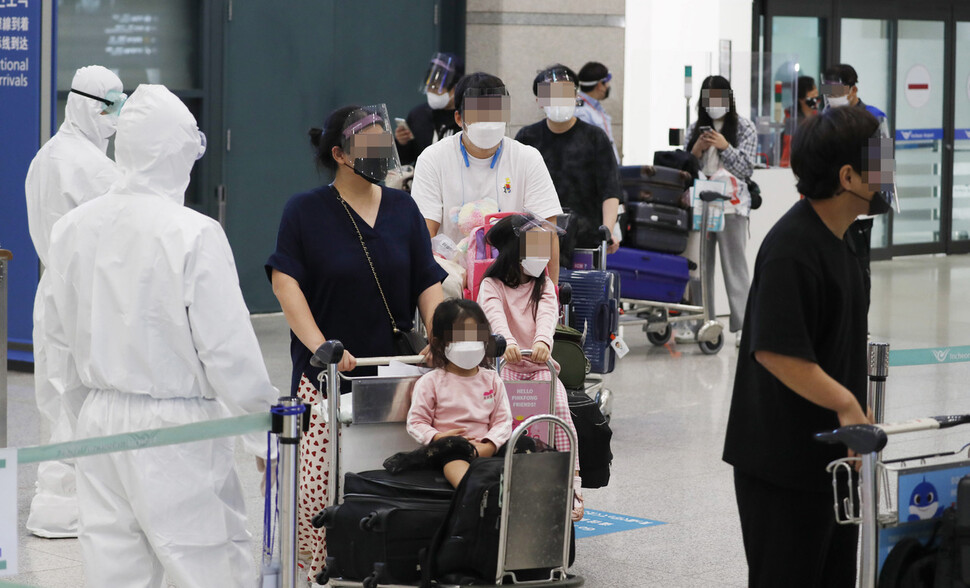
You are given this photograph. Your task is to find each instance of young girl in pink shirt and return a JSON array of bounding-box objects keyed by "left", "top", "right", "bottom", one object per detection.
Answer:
[
  {"left": 477, "top": 213, "right": 584, "bottom": 520},
  {"left": 405, "top": 298, "right": 513, "bottom": 487}
]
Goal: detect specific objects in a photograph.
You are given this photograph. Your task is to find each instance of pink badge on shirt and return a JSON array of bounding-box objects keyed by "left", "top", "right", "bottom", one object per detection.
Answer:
[{"left": 484, "top": 388, "right": 495, "bottom": 402}]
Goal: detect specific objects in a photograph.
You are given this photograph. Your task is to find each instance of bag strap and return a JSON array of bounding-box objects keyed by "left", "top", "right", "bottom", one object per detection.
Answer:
[{"left": 332, "top": 185, "right": 399, "bottom": 334}]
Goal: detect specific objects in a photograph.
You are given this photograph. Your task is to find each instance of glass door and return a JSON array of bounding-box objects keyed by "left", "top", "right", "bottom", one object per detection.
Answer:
[
  {"left": 953, "top": 22, "right": 970, "bottom": 244},
  {"left": 892, "top": 20, "right": 947, "bottom": 246},
  {"left": 840, "top": 18, "right": 893, "bottom": 248}
]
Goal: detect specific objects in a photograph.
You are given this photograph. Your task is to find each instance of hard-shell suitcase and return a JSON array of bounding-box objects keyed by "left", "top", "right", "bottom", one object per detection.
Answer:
[
  {"left": 607, "top": 247, "right": 689, "bottom": 303},
  {"left": 619, "top": 165, "right": 691, "bottom": 209},
  {"left": 315, "top": 493, "right": 451, "bottom": 585},
  {"left": 624, "top": 202, "right": 690, "bottom": 254},
  {"left": 315, "top": 468, "right": 454, "bottom": 585},
  {"left": 558, "top": 269, "right": 620, "bottom": 374}
]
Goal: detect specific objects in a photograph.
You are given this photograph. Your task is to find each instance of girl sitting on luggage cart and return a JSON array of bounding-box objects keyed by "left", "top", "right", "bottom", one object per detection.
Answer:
[
  {"left": 403, "top": 298, "right": 513, "bottom": 487},
  {"left": 476, "top": 213, "right": 585, "bottom": 521}
]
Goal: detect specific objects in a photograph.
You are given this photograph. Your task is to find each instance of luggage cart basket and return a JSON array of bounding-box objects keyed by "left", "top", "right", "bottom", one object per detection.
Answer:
[
  {"left": 569, "top": 191, "right": 730, "bottom": 356},
  {"left": 309, "top": 341, "right": 584, "bottom": 587},
  {"left": 817, "top": 415, "right": 970, "bottom": 588}
]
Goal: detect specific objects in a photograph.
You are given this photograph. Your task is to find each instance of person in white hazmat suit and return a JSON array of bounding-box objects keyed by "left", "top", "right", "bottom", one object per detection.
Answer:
[
  {"left": 24, "top": 64, "right": 124, "bottom": 538},
  {"left": 42, "top": 84, "right": 278, "bottom": 587}
]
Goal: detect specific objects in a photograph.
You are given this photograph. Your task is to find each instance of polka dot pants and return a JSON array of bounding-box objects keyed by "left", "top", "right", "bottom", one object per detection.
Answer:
[{"left": 296, "top": 373, "right": 336, "bottom": 584}]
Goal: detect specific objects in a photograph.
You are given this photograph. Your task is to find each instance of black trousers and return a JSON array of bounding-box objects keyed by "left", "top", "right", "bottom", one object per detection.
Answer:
[{"left": 734, "top": 469, "right": 858, "bottom": 588}]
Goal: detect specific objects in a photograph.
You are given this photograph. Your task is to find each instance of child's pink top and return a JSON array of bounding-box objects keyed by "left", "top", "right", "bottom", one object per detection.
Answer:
[
  {"left": 478, "top": 275, "right": 560, "bottom": 374},
  {"left": 407, "top": 368, "right": 512, "bottom": 447}
]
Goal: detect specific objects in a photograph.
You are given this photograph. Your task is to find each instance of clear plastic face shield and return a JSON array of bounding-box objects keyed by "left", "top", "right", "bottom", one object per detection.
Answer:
[
  {"left": 820, "top": 73, "right": 851, "bottom": 110},
  {"left": 461, "top": 87, "right": 511, "bottom": 150},
  {"left": 514, "top": 213, "right": 566, "bottom": 277},
  {"left": 861, "top": 136, "right": 898, "bottom": 214},
  {"left": 578, "top": 72, "right": 612, "bottom": 94},
  {"left": 536, "top": 68, "right": 578, "bottom": 123},
  {"left": 70, "top": 87, "right": 128, "bottom": 116},
  {"left": 420, "top": 53, "right": 458, "bottom": 96},
  {"left": 340, "top": 104, "right": 402, "bottom": 184},
  {"left": 196, "top": 129, "right": 207, "bottom": 160}
]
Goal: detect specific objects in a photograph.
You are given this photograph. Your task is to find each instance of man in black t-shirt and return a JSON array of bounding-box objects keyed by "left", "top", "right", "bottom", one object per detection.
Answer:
[
  {"left": 395, "top": 53, "right": 465, "bottom": 166},
  {"left": 514, "top": 64, "right": 621, "bottom": 267},
  {"left": 723, "top": 106, "right": 894, "bottom": 587}
]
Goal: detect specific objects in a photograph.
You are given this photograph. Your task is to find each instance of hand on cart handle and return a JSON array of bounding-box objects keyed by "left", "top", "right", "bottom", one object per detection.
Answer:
[
  {"left": 599, "top": 225, "right": 619, "bottom": 255},
  {"left": 816, "top": 424, "right": 888, "bottom": 455},
  {"left": 504, "top": 344, "right": 522, "bottom": 365},
  {"left": 531, "top": 341, "right": 551, "bottom": 364}
]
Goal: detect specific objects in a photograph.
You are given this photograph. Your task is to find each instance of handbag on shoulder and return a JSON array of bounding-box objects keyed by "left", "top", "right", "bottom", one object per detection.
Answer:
[{"left": 335, "top": 188, "right": 428, "bottom": 356}]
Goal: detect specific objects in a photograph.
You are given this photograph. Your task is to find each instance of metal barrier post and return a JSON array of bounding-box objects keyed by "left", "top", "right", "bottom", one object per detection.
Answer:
[
  {"left": 860, "top": 342, "right": 889, "bottom": 588},
  {"left": 0, "top": 249, "right": 11, "bottom": 448},
  {"left": 276, "top": 396, "right": 304, "bottom": 588},
  {"left": 868, "top": 342, "right": 890, "bottom": 425}
]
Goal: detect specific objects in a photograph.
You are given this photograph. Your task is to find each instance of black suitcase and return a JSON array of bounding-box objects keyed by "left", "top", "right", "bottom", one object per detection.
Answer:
[
  {"left": 559, "top": 269, "right": 620, "bottom": 374},
  {"left": 623, "top": 202, "right": 690, "bottom": 254},
  {"left": 619, "top": 165, "right": 691, "bottom": 209},
  {"left": 314, "top": 469, "right": 454, "bottom": 586},
  {"left": 344, "top": 468, "right": 455, "bottom": 501}
]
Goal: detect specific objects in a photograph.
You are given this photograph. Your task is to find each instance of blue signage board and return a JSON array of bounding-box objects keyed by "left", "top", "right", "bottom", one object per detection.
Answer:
[
  {"left": 0, "top": 0, "right": 41, "bottom": 360},
  {"left": 956, "top": 129, "right": 970, "bottom": 141},
  {"left": 895, "top": 128, "right": 944, "bottom": 141}
]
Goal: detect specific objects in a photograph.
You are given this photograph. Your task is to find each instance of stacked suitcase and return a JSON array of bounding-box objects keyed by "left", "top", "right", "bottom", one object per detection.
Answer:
[
  {"left": 619, "top": 164, "right": 692, "bottom": 256},
  {"left": 615, "top": 164, "right": 693, "bottom": 303}
]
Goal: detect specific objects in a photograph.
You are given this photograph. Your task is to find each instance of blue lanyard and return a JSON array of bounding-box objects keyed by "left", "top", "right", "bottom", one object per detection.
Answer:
[{"left": 460, "top": 137, "right": 503, "bottom": 169}]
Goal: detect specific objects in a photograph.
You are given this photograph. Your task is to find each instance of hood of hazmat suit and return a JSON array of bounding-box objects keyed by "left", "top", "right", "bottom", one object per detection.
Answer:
[
  {"left": 41, "top": 84, "right": 277, "bottom": 586},
  {"left": 25, "top": 65, "right": 123, "bottom": 267},
  {"left": 23, "top": 65, "right": 124, "bottom": 539}
]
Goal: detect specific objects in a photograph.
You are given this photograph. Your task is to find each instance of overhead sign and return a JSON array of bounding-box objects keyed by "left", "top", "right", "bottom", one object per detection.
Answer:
[
  {"left": 0, "top": 0, "right": 41, "bottom": 362},
  {"left": 905, "top": 65, "right": 932, "bottom": 108}
]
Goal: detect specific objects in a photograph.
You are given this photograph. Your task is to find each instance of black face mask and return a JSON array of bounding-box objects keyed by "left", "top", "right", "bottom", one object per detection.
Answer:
[
  {"left": 847, "top": 189, "right": 892, "bottom": 216},
  {"left": 346, "top": 158, "right": 389, "bottom": 184},
  {"left": 603, "top": 86, "right": 611, "bottom": 100}
]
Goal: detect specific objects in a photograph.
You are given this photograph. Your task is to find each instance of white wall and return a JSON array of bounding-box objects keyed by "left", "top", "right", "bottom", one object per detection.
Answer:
[{"left": 623, "top": 0, "right": 753, "bottom": 165}]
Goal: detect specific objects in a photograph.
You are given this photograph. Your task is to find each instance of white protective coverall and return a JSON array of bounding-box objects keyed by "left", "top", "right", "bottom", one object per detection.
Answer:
[
  {"left": 24, "top": 65, "right": 123, "bottom": 538},
  {"left": 43, "top": 84, "right": 278, "bottom": 588}
]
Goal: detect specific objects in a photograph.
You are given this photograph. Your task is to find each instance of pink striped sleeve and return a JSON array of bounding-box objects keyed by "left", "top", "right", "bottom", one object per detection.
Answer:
[
  {"left": 478, "top": 278, "right": 517, "bottom": 346},
  {"left": 406, "top": 372, "right": 440, "bottom": 445},
  {"left": 482, "top": 372, "right": 513, "bottom": 449},
  {"left": 533, "top": 277, "right": 559, "bottom": 348}
]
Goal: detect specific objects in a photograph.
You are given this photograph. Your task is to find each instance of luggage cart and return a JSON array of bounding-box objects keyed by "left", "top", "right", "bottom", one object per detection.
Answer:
[
  {"left": 567, "top": 191, "right": 729, "bottom": 356},
  {"left": 498, "top": 349, "right": 560, "bottom": 447},
  {"left": 817, "top": 415, "right": 970, "bottom": 588},
  {"left": 614, "top": 191, "right": 730, "bottom": 355},
  {"left": 309, "top": 340, "right": 584, "bottom": 587}
]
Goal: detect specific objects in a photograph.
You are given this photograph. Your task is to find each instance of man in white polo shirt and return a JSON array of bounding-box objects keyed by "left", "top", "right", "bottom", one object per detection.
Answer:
[{"left": 411, "top": 72, "right": 564, "bottom": 282}]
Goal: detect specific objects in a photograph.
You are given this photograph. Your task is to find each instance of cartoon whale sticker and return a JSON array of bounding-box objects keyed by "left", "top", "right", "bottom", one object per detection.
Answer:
[{"left": 907, "top": 478, "right": 944, "bottom": 522}]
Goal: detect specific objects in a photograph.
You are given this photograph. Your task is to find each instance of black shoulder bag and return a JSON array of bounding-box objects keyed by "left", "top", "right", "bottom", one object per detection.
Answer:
[{"left": 334, "top": 190, "right": 427, "bottom": 356}]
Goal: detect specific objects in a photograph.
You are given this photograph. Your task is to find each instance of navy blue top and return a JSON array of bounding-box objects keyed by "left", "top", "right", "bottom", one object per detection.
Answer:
[{"left": 266, "top": 184, "right": 447, "bottom": 395}]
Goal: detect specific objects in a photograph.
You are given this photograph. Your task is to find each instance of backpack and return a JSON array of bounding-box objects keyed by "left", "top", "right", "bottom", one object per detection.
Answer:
[
  {"left": 422, "top": 457, "right": 505, "bottom": 586},
  {"left": 553, "top": 323, "right": 590, "bottom": 390},
  {"left": 567, "top": 388, "right": 613, "bottom": 488}
]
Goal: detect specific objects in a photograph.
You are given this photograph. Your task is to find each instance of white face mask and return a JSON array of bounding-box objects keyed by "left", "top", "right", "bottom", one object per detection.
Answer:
[
  {"left": 521, "top": 257, "right": 549, "bottom": 278},
  {"left": 445, "top": 341, "right": 486, "bottom": 370},
  {"left": 705, "top": 106, "right": 729, "bottom": 120},
  {"left": 464, "top": 121, "right": 506, "bottom": 150},
  {"left": 826, "top": 95, "right": 850, "bottom": 108},
  {"left": 543, "top": 104, "right": 576, "bottom": 123},
  {"left": 427, "top": 90, "right": 451, "bottom": 110}
]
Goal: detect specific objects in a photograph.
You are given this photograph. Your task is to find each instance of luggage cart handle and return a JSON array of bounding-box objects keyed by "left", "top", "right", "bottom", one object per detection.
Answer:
[
  {"left": 816, "top": 415, "right": 970, "bottom": 454},
  {"left": 310, "top": 335, "right": 509, "bottom": 368}
]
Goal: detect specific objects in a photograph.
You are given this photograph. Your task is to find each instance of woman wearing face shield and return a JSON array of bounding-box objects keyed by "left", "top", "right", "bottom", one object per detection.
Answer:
[
  {"left": 266, "top": 105, "right": 446, "bottom": 583},
  {"left": 685, "top": 75, "right": 758, "bottom": 344}
]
